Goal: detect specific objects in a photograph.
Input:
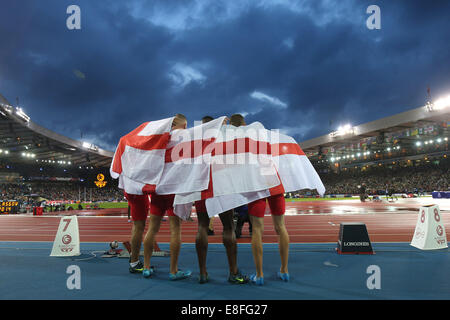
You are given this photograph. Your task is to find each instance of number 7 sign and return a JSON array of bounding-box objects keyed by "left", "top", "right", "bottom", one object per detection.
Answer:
[{"left": 50, "top": 216, "right": 80, "bottom": 257}]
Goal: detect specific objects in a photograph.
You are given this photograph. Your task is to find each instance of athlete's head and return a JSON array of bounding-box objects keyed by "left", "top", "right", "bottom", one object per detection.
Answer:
[
  {"left": 201, "top": 116, "right": 214, "bottom": 124},
  {"left": 172, "top": 113, "right": 187, "bottom": 130},
  {"left": 230, "top": 114, "right": 246, "bottom": 127}
]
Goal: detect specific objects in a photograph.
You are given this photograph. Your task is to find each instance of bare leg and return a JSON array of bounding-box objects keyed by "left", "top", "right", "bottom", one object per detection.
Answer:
[
  {"left": 249, "top": 215, "right": 264, "bottom": 278},
  {"left": 143, "top": 215, "right": 162, "bottom": 270},
  {"left": 219, "top": 210, "right": 238, "bottom": 275},
  {"left": 195, "top": 211, "right": 210, "bottom": 276},
  {"left": 169, "top": 215, "right": 182, "bottom": 274},
  {"left": 272, "top": 215, "right": 289, "bottom": 274},
  {"left": 130, "top": 220, "right": 145, "bottom": 263}
]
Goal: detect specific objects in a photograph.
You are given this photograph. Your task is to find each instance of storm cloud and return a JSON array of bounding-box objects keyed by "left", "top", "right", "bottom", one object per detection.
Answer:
[{"left": 0, "top": 0, "right": 449, "bottom": 150}]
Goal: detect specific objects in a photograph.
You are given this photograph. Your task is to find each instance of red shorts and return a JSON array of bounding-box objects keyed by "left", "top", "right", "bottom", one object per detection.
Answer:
[
  {"left": 150, "top": 194, "right": 176, "bottom": 217},
  {"left": 194, "top": 200, "right": 207, "bottom": 213},
  {"left": 124, "top": 193, "right": 150, "bottom": 221},
  {"left": 248, "top": 194, "right": 285, "bottom": 218}
]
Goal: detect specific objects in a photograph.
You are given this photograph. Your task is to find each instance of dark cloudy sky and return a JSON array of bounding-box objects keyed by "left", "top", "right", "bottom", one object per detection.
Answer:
[{"left": 1, "top": 0, "right": 449, "bottom": 151}]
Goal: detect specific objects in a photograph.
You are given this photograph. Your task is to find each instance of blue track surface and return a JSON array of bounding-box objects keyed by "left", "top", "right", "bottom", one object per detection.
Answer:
[{"left": 0, "top": 242, "right": 449, "bottom": 300}]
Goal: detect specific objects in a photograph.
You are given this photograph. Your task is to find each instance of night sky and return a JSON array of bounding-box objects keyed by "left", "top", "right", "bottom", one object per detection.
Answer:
[{"left": 1, "top": 0, "right": 449, "bottom": 151}]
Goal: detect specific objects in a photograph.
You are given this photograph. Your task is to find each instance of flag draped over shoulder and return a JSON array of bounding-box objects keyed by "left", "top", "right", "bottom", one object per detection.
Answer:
[
  {"left": 110, "top": 117, "right": 325, "bottom": 219},
  {"left": 110, "top": 117, "right": 226, "bottom": 195},
  {"left": 174, "top": 122, "right": 326, "bottom": 219},
  {"left": 110, "top": 117, "right": 174, "bottom": 194}
]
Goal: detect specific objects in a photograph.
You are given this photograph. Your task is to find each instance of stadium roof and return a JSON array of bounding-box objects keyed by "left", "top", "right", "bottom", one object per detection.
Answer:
[
  {"left": 298, "top": 101, "right": 450, "bottom": 161},
  {"left": 0, "top": 93, "right": 114, "bottom": 168}
]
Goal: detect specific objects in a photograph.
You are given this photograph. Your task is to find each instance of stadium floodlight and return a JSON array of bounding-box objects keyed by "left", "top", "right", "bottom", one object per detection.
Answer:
[
  {"left": 357, "top": 153, "right": 361, "bottom": 157},
  {"left": 437, "top": 138, "right": 442, "bottom": 143},
  {"left": 4, "top": 151, "right": 8, "bottom": 154},
  {"left": 330, "top": 157, "right": 335, "bottom": 162},
  {"left": 416, "top": 141, "right": 422, "bottom": 146},
  {"left": 387, "top": 147, "right": 391, "bottom": 152},
  {"left": 433, "top": 95, "right": 450, "bottom": 110},
  {"left": 429, "top": 140, "right": 433, "bottom": 144},
  {"left": 445, "top": 137, "right": 448, "bottom": 141},
  {"left": 330, "top": 124, "right": 354, "bottom": 137},
  {"left": 15, "top": 107, "right": 30, "bottom": 122}
]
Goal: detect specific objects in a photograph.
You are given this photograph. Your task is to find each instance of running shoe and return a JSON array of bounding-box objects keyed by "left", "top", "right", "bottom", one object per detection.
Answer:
[
  {"left": 278, "top": 271, "right": 290, "bottom": 282},
  {"left": 129, "top": 260, "right": 155, "bottom": 274},
  {"left": 129, "top": 260, "right": 144, "bottom": 273},
  {"left": 249, "top": 274, "right": 264, "bottom": 286},
  {"left": 198, "top": 273, "right": 209, "bottom": 284},
  {"left": 143, "top": 268, "right": 154, "bottom": 278},
  {"left": 169, "top": 270, "right": 192, "bottom": 281},
  {"left": 228, "top": 270, "right": 249, "bottom": 284}
]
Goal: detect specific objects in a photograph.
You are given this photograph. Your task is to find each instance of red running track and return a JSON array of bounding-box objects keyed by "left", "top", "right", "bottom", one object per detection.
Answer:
[{"left": 0, "top": 199, "right": 449, "bottom": 243}]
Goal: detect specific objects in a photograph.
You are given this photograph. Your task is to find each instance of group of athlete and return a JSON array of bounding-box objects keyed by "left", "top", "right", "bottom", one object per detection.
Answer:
[{"left": 124, "top": 114, "right": 290, "bottom": 285}]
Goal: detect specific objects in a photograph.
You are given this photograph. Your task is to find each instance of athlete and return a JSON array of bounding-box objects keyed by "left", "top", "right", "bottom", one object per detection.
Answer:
[
  {"left": 194, "top": 115, "right": 249, "bottom": 284},
  {"left": 142, "top": 114, "right": 192, "bottom": 280},
  {"left": 230, "top": 113, "right": 290, "bottom": 286},
  {"left": 124, "top": 192, "right": 153, "bottom": 274}
]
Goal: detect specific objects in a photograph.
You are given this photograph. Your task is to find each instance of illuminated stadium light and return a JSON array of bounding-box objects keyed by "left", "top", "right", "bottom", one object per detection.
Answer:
[
  {"left": 329, "top": 124, "right": 354, "bottom": 137},
  {"left": 330, "top": 157, "right": 335, "bottom": 162},
  {"left": 437, "top": 138, "right": 442, "bottom": 143},
  {"left": 386, "top": 147, "right": 391, "bottom": 152},
  {"left": 445, "top": 137, "right": 448, "bottom": 141},
  {"left": 21, "top": 152, "right": 35, "bottom": 158},
  {"left": 0, "top": 103, "right": 13, "bottom": 114},
  {"left": 424, "top": 141, "right": 428, "bottom": 145},
  {"left": 429, "top": 140, "right": 433, "bottom": 144},
  {"left": 82, "top": 141, "right": 99, "bottom": 151},
  {"left": 433, "top": 95, "right": 450, "bottom": 110},
  {"left": 15, "top": 107, "right": 30, "bottom": 122}
]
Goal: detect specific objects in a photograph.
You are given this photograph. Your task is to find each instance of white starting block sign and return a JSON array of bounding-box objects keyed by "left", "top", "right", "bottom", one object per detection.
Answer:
[
  {"left": 411, "top": 205, "right": 448, "bottom": 250},
  {"left": 50, "top": 216, "right": 81, "bottom": 257}
]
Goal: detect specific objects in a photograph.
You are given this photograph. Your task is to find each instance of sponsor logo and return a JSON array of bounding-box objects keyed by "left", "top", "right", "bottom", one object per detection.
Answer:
[
  {"left": 344, "top": 242, "right": 370, "bottom": 247},
  {"left": 62, "top": 234, "right": 72, "bottom": 245},
  {"left": 61, "top": 247, "right": 74, "bottom": 252},
  {"left": 415, "top": 229, "right": 425, "bottom": 239},
  {"left": 95, "top": 173, "right": 107, "bottom": 188}
]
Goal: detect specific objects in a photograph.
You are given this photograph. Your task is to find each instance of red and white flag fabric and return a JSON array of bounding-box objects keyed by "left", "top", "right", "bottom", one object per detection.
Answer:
[
  {"left": 110, "top": 117, "right": 174, "bottom": 194},
  {"left": 174, "top": 122, "right": 325, "bottom": 219},
  {"left": 110, "top": 117, "right": 226, "bottom": 196},
  {"left": 110, "top": 117, "right": 325, "bottom": 219}
]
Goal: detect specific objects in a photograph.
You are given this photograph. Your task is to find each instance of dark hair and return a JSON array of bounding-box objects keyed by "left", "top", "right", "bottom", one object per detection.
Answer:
[
  {"left": 230, "top": 114, "right": 246, "bottom": 127},
  {"left": 201, "top": 116, "right": 214, "bottom": 123}
]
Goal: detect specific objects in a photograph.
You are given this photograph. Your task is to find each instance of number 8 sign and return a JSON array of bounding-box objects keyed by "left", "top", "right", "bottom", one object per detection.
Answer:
[{"left": 434, "top": 209, "right": 440, "bottom": 222}]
